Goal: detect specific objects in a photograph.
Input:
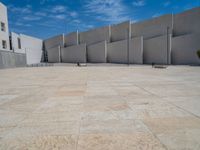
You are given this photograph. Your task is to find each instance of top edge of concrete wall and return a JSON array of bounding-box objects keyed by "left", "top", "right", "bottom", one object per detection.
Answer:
[
  {"left": 111, "top": 20, "right": 131, "bottom": 27},
  {"left": 175, "top": 7, "right": 200, "bottom": 16},
  {"left": 131, "top": 14, "right": 172, "bottom": 26}
]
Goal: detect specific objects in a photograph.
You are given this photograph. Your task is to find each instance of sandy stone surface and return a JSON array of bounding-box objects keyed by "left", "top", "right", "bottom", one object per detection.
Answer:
[{"left": 0, "top": 65, "right": 200, "bottom": 150}]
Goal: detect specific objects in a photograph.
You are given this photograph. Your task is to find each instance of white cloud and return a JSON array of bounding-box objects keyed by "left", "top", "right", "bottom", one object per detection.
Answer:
[
  {"left": 84, "top": 0, "right": 130, "bottom": 24},
  {"left": 70, "top": 11, "right": 78, "bottom": 18},
  {"left": 8, "top": 5, "right": 32, "bottom": 13},
  {"left": 51, "top": 5, "right": 67, "bottom": 13},
  {"left": 163, "top": 1, "right": 171, "bottom": 7},
  {"left": 132, "top": 0, "right": 146, "bottom": 7},
  {"left": 50, "top": 14, "right": 66, "bottom": 20},
  {"left": 35, "top": 12, "right": 47, "bottom": 17},
  {"left": 23, "top": 16, "right": 41, "bottom": 21}
]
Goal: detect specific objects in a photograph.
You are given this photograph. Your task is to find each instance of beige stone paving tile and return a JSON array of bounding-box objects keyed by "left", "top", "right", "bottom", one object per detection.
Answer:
[
  {"left": 114, "top": 85, "right": 153, "bottom": 97},
  {"left": 0, "top": 134, "right": 77, "bottom": 150},
  {"left": 0, "top": 127, "right": 15, "bottom": 139},
  {"left": 81, "top": 111, "right": 117, "bottom": 121},
  {"left": 128, "top": 101, "right": 191, "bottom": 119},
  {"left": 35, "top": 99, "right": 82, "bottom": 113},
  {"left": 81, "top": 101, "right": 128, "bottom": 112},
  {"left": 164, "top": 96, "right": 200, "bottom": 117},
  {"left": 41, "top": 96, "right": 84, "bottom": 105},
  {"left": 143, "top": 117, "right": 200, "bottom": 134},
  {"left": 77, "top": 133, "right": 166, "bottom": 150},
  {"left": 156, "top": 129, "right": 200, "bottom": 150},
  {"left": 0, "top": 112, "right": 28, "bottom": 128},
  {"left": 86, "top": 87, "right": 118, "bottom": 96},
  {"left": 80, "top": 119, "right": 149, "bottom": 134},
  {"left": 5, "top": 121, "right": 79, "bottom": 138},
  {"left": 0, "top": 95, "right": 19, "bottom": 106},
  {"left": 142, "top": 84, "right": 200, "bottom": 97},
  {"left": 21, "top": 111, "right": 81, "bottom": 125}
]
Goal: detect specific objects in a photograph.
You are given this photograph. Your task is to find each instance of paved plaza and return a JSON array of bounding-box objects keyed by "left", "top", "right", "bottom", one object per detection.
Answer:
[{"left": 0, "top": 65, "right": 200, "bottom": 150}]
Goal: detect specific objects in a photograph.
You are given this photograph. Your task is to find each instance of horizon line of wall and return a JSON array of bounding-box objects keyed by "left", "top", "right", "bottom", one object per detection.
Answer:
[{"left": 44, "top": 7, "right": 200, "bottom": 65}]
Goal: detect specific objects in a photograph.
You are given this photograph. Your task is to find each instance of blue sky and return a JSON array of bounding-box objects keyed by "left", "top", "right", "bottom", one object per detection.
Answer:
[{"left": 1, "top": 0, "right": 200, "bottom": 39}]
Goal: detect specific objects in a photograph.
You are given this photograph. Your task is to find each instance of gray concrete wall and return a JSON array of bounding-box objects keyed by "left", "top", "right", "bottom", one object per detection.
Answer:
[
  {"left": 107, "top": 40, "right": 128, "bottom": 63},
  {"left": 44, "top": 34, "right": 64, "bottom": 50},
  {"left": 172, "top": 33, "right": 200, "bottom": 65},
  {"left": 174, "top": 7, "right": 200, "bottom": 36},
  {"left": 61, "top": 44, "right": 86, "bottom": 63},
  {"left": 111, "top": 21, "right": 131, "bottom": 42},
  {"left": 64, "top": 31, "right": 78, "bottom": 47},
  {"left": 79, "top": 26, "right": 110, "bottom": 45},
  {"left": 129, "top": 37, "right": 143, "bottom": 64},
  {"left": 143, "top": 34, "right": 171, "bottom": 64},
  {"left": 0, "top": 50, "right": 26, "bottom": 69},
  {"left": 0, "top": 2, "right": 10, "bottom": 51},
  {"left": 20, "top": 34, "right": 43, "bottom": 65},
  {"left": 47, "top": 46, "right": 60, "bottom": 63},
  {"left": 87, "top": 41, "right": 107, "bottom": 63},
  {"left": 131, "top": 14, "right": 173, "bottom": 40}
]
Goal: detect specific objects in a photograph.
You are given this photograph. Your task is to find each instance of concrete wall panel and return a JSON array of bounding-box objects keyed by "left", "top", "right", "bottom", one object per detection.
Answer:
[
  {"left": 174, "top": 7, "right": 200, "bottom": 36},
  {"left": 44, "top": 34, "right": 64, "bottom": 49},
  {"left": 47, "top": 46, "right": 60, "bottom": 63},
  {"left": 172, "top": 34, "right": 200, "bottom": 65},
  {"left": 144, "top": 34, "right": 171, "bottom": 64},
  {"left": 87, "top": 41, "right": 107, "bottom": 63},
  {"left": 111, "top": 21, "right": 131, "bottom": 42},
  {"left": 65, "top": 31, "right": 78, "bottom": 47},
  {"left": 79, "top": 26, "right": 110, "bottom": 45},
  {"left": 10, "top": 32, "right": 26, "bottom": 53},
  {"left": 129, "top": 37, "right": 143, "bottom": 64},
  {"left": 131, "top": 14, "right": 173, "bottom": 40},
  {"left": 0, "top": 50, "right": 26, "bottom": 69},
  {"left": 107, "top": 40, "right": 128, "bottom": 63},
  {"left": 61, "top": 44, "right": 86, "bottom": 63}
]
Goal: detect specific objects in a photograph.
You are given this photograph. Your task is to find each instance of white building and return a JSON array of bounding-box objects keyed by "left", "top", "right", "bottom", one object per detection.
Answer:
[{"left": 0, "top": 2, "right": 9, "bottom": 51}]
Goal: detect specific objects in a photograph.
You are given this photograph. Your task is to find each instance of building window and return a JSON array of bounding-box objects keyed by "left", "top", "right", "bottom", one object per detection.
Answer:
[
  {"left": 1, "top": 22, "right": 6, "bottom": 32},
  {"left": 2, "top": 40, "right": 7, "bottom": 49},
  {"left": 17, "top": 37, "right": 21, "bottom": 49}
]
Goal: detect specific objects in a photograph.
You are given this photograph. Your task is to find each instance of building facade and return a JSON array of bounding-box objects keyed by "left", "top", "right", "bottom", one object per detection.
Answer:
[{"left": 0, "top": 2, "right": 9, "bottom": 51}]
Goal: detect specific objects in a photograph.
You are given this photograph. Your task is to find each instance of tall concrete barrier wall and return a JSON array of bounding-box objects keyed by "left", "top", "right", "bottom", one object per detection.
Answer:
[
  {"left": 87, "top": 41, "right": 107, "bottom": 63},
  {"left": 47, "top": 46, "right": 60, "bottom": 63},
  {"left": 61, "top": 44, "right": 86, "bottom": 63},
  {"left": 107, "top": 40, "right": 128, "bottom": 63},
  {"left": 174, "top": 7, "right": 200, "bottom": 36},
  {"left": 172, "top": 34, "right": 200, "bottom": 65},
  {"left": 0, "top": 50, "right": 26, "bottom": 69},
  {"left": 44, "top": 34, "right": 64, "bottom": 50},
  {"left": 131, "top": 14, "right": 173, "bottom": 40},
  {"left": 129, "top": 37, "right": 143, "bottom": 64},
  {"left": 64, "top": 31, "right": 78, "bottom": 47},
  {"left": 111, "top": 21, "right": 131, "bottom": 42},
  {"left": 79, "top": 26, "right": 110, "bottom": 45},
  {"left": 143, "top": 34, "right": 171, "bottom": 64}
]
